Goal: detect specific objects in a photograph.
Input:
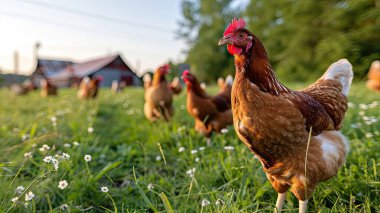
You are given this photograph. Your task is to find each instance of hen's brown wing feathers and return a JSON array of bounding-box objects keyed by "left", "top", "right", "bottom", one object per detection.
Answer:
[
  {"left": 301, "top": 79, "right": 348, "bottom": 129},
  {"left": 284, "top": 91, "right": 335, "bottom": 135},
  {"left": 211, "top": 95, "right": 231, "bottom": 112}
]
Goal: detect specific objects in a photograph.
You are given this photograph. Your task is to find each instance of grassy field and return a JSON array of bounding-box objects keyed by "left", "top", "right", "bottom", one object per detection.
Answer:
[{"left": 0, "top": 82, "right": 379, "bottom": 212}]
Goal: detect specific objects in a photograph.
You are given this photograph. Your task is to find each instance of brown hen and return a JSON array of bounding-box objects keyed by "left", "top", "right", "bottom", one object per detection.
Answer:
[
  {"left": 183, "top": 70, "right": 233, "bottom": 144},
  {"left": 77, "top": 76, "right": 102, "bottom": 99},
  {"left": 219, "top": 18, "right": 353, "bottom": 213},
  {"left": 366, "top": 60, "right": 380, "bottom": 93},
  {"left": 144, "top": 64, "right": 174, "bottom": 121},
  {"left": 40, "top": 78, "right": 57, "bottom": 97}
]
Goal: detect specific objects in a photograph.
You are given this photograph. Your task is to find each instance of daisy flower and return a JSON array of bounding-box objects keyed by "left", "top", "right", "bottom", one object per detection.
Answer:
[
  {"left": 25, "top": 191, "right": 35, "bottom": 201},
  {"left": 84, "top": 155, "right": 92, "bottom": 162},
  {"left": 101, "top": 186, "right": 109, "bottom": 193},
  {"left": 58, "top": 180, "right": 68, "bottom": 190}
]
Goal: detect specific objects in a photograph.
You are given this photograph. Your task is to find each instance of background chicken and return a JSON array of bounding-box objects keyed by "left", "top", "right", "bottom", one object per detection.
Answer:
[
  {"left": 219, "top": 18, "right": 353, "bottom": 213},
  {"left": 169, "top": 76, "right": 182, "bottom": 95},
  {"left": 144, "top": 64, "right": 174, "bottom": 121},
  {"left": 216, "top": 74, "right": 233, "bottom": 104},
  {"left": 9, "top": 79, "right": 36, "bottom": 96},
  {"left": 182, "top": 70, "right": 233, "bottom": 144},
  {"left": 366, "top": 60, "right": 380, "bottom": 93},
  {"left": 40, "top": 78, "right": 57, "bottom": 97},
  {"left": 77, "top": 76, "right": 103, "bottom": 99}
]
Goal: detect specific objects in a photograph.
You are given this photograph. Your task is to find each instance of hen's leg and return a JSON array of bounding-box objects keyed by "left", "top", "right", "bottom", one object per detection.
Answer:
[
  {"left": 299, "top": 200, "right": 308, "bottom": 213},
  {"left": 266, "top": 175, "right": 290, "bottom": 212},
  {"left": 275, "top": 193, "right": 286, "bottom": 212}
]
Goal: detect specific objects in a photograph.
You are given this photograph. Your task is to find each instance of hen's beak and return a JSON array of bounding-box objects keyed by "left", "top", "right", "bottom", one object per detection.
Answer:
[{"left": 218, "top": 36, "right": 232, "bottom": 46}]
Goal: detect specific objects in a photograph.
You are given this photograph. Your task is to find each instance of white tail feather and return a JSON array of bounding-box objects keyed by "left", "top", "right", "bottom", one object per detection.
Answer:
[{"left": 323, "top": 59, "right": 353, "bottom": 96}]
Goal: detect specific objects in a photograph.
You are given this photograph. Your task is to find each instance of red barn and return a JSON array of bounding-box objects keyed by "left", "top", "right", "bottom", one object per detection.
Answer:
[{"left": 31, "top": 54, "right": 141, "bottom": 87}]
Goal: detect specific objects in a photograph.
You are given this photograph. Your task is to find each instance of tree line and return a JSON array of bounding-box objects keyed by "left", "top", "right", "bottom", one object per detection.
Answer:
[{"left": 177, "top": 0, "right": 380, "bottom": 82}]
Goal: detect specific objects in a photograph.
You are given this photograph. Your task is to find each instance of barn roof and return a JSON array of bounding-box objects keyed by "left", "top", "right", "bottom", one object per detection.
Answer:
[
  {"left": 45, "top": 54, "right": 137, "bottom": 80},
  {"left": 34, "top": 59, "right": 73, "bottom": 77}
]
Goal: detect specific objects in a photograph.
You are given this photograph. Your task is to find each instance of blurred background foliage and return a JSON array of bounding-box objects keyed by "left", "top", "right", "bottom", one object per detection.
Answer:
[{"left": 177, "top": 0, "right": 380, "bottom": 82}]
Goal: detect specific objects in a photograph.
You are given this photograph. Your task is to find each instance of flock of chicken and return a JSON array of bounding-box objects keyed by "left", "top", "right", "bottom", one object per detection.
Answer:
[
  {"left": 143, "top": 18, "right": 378, "bottom": 213},
  {"left": 10, "top": 75, "right": 104, "bottom": 99},
  {"left": 6, "top": 17, "right": 379, "bottom": 212},
  {"left": 143, "top": 64, "right": 235, "bottom": 145}
]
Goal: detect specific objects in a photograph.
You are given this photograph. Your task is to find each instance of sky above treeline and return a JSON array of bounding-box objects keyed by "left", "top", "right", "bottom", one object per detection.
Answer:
[{"left": 0, "top": 0, "right": 186, "bottom": 76}]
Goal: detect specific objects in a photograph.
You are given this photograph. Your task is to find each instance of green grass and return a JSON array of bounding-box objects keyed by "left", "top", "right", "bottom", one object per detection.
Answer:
[{"left": 0, "top": 82, "right": 379, "bottom": 212}]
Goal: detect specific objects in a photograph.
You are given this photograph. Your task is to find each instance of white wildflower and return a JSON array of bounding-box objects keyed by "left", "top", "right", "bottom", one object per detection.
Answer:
[
  {"left": 198, "top": 147, "right": 205, "bottom": 151},
  {"left": 73, "top": 141, "right": 80, "bottom": 146},
  {"left": 62, "top": 153, "right": 70, "bottom": 160},
  {"left": 358, "top": 111, "right": 365, "bottom": 116},
  {"left": 147, "top": 183, "right": 154, "bottom": 191},
  {"left": 191, "top": 150, "right": 198, "bottom": 154},
  {"left": 64, "top": 143, "right": 71, "bottom": 148},
  {"left": 60, "top": 204, "right": 69, "bottom": 210},
  {"left": 87, "top": 127, "right": 94, "bottom": 133},
  {"left": 101, "top": 186, "right": 109, "bottom": 193},
  {"left": 347, "top": 102, "right": 355, "bottom": 108},
  {"left": 84, "top": 155, "right": 92, "bottom": 162},
  {"left": 39, "top": 144, "right": 51, "bottom": 152},
  {"left": 177, "top": 126, "right": 186, "bottom": 133},
  {"left": 16, "top": 186, "right": 24, "bottom": 194},
  {"left": 11, "top": 197, "right": 19, "bottom": 203},
  {"left": 58, "top": 180, "right": 68, "bottom": 190},
  {"left": 180, "top": 104, "right": 185, "bottom": 110},
  {"left": 365, "top": 133, "right": 373, "bottom": 138},
  {"left": 215, "top": 199, "right": 225, "bottom": 206},
  {"left": 50, "top": 116, "right": 57, "bottom": 123},
  {"left": 24, "top": 152, "right": 33, "bottom": 159},
  {"left": 195, "top": 157, "right": 200, "bottom": 162},
  {"left": 186, "top": 167, "right": 196, "bottom": 178},
  {"left": 221, "top": 128, "right": 228, "bottom": 134},
  {"left": 201, "top": 199, "right": 210, "bottom": 207},
  {"left": 155, "top": 156, "right": 161, "bottom": 161},
  {"left": 52, "top": 158, "right": 59, "bottom": 170},
  {"left": 224, "top": 146, "right": 235, "bottom": 151},
  {"left": 178, "top": 147, "right": 185, "bottom": 152},
  {"left": 43, "top": 156, "right": 53, "bottom": 163},
  {"left": 359, "top": 104, "right": 368, "bottom": 110},
  {"left": 369, "top": 101, "right": 378, "bottom": 108},
  {"left": 25, "top": 191, "right": 35, "bottom": 201},
  {"left": 22, "top": 134, "right": 30, "bottom": 141}
]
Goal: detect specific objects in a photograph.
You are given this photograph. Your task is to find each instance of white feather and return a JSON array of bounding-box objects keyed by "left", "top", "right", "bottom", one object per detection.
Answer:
[{"left": 323, "top": 59, "right": 353, "bottom": 96}]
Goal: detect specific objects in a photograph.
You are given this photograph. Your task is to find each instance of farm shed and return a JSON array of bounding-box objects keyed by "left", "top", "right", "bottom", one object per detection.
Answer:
[{"left": 31, "top": 54, "right": 141, "bottom": 87}]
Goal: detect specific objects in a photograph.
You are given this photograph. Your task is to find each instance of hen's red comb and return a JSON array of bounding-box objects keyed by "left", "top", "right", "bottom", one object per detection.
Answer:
[
  {"left": 223, "top": 18, "right": 246, "bottom": 36},
  {"left": 183, "top": 70, "right": 189, "bottom": 76}
]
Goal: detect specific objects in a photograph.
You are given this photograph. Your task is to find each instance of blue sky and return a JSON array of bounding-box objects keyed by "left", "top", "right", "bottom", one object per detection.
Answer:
[{"left": 0, "top": 0, "right": 186, "bottom": 75}]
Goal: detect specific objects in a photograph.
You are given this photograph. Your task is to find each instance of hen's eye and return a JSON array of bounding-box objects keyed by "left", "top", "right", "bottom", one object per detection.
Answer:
[{"left": 239, "top": 33, "right": 244, "bottom": 38}]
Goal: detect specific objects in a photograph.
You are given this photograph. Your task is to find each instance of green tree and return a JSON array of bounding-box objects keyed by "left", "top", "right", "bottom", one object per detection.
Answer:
[
  {"left": 244, "top": 0, "right": 380, "bottom": 81},
  {"left": 178, "top": 0, "right": 243, "bottom": 82}
]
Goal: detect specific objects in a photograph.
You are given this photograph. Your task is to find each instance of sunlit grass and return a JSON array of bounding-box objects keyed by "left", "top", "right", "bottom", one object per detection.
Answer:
[{"left": 0, "top": 82, "right": 379, "bottom": 212}]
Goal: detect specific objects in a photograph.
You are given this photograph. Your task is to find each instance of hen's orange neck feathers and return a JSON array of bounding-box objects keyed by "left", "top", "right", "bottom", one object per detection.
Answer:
[
  {"left": 152, "top": 69, "right": 166, "bottom": 86},
  {"left": 183, "top": 72, "right": 209, "bottom": 98},
  {"left": 236, "top": 35, "right": 290, "bottom": 96}
]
